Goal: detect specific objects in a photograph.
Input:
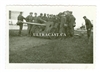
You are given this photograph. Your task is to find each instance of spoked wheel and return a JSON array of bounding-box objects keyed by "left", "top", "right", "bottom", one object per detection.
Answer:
[
  {"left": 31, "top": 25, "right": 41, "bottom": 36},
  {"left": 49, "top": 27, "right": 59, "bottom": 39}
]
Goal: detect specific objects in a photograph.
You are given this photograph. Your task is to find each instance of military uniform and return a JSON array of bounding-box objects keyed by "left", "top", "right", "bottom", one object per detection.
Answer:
[
  {"left": 59, "top": 15, "right": 66, "bottom": 33},
  {"left": 33, "top": 16, "right": 38, "bottom": 23},
  {"left": 17, "top": 14, "right": 25, "bottom": 36},
  {"left": 66, "top": 14, "right": 76, "bottom": 37},
  {"left": 54, "top": 16, "right": 61, "bottom": 32},
  {"left": 26, "top": 14, "right": 34, "bottom": 36},
  {"left": 30, "top": 16, "right": 38, "bottom": 34},
  {"left": 59, "top": 15, "right": 66, "bottom": 39},
  {"left": 38, "top": 16, "right": 46, "bottom": 24},
  {"left": 47, "top": 14, "right": 50, "bottom": 21},
  {"left": 84, "top": 18, "right": 93, "bottom": 38},
  {"left": 43, "top": 14, "right": 48, "bottom": 21},
  {"left": 69, "top": 14, "right": 76, "bottom": 37}
]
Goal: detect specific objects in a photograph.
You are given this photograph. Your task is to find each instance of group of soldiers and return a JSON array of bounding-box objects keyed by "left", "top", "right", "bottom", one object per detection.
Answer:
[
  {"left": 17, "top": 10, "right": 93, "bottom": 39},
  {"left": 17, "top": 12, "right": 46, "bottom": 36}
]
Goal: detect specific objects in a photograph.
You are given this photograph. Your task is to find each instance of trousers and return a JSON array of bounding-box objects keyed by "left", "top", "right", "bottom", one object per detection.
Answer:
[
  {"left": 27, "top": 24, "right": 33, "bottom": 36},
  {"left": 67, "top": 25, "right": 74, "bottom": 37},
  {"left": 18, "top": 23, "right": 23, "bottom": 35}
]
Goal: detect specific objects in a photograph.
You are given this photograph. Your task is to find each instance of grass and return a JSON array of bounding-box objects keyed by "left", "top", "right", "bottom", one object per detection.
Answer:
[{"left": 9, "top": 30, "right": 93, "bottom": 63}]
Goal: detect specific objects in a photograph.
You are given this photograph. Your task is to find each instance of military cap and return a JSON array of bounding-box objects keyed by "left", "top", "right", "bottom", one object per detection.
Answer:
[
  {"left": 44, "top": 13, "right": 46, "bottom": 15},
  {"left": 47, "top": 14, "right": 49, "bottom": 16},
  {"left": 30, "top": 12, "right": 33, "bottom": 14},
  {"left": 66, "top": 10, "right": 70, "bottom": 12},
  {"left": 50, "top": 14, "right": 52, "bottom": 16},
  {"left": 69, "top": 11, "right": 72, "bottom": 14},
  {"left": 40, "top": 13, "right": 43, "bottom": 15},
  {"left": 83, "top": 16, "right": 86, "bottom": 18},
  {"left": 20, "top": 12, "right": 23, "bottom": 14},
  {"left": 34, "top": 13, "right": 37, "bottom": 14}
]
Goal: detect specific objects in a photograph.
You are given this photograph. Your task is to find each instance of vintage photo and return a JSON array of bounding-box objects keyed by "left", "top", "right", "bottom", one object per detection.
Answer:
[{"left": 8, "top": 5, "right": 95, "bottom": 64}]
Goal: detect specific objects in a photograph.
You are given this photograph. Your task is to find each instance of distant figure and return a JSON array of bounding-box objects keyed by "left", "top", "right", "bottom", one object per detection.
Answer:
[
  {"left": 83, "top": 16, "right": 93, "bottom": 38},
  {"left": 26, "top": 12, "right": 34, "bottom": 36},
  {"left": 17, "top": 12, "right": 26, "bottom": 36},
  {"left": 80, "top": 24, "right": 85, "bottom": 30}
]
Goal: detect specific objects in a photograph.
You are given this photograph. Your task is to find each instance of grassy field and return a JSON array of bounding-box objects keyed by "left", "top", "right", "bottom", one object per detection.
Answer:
[{"left": 9, "top": 30, "right": 93, "bottom": 63}]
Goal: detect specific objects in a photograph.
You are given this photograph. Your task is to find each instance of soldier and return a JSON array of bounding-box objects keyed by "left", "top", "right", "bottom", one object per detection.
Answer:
[
  {"left": 65, "top": 11, "right": 76, "bottom": 37},
  {"left": 56, "top": 14, "right": 62, "bottom": 32},
  {"left": 50, "top": 15, "right": 60, "bottom": 33},
  {"left": 38, "top": 13, "right": 47, "bottom": 31},
  {"left": 38, "top": 13, "right": 46, "bottom": 24},
  {"left": 64, "top": 11, "right": 70, "bottom": 37},
  {"left": 33, "top": 13, "right": 38, "bottom": 23},
  {"left": 47, "top": 14, "right": 50, "bottom": 21},
  {"left": 39, "top": 13, "right": 43, "bottom": 18},
  {"left": 59, "top": 13, "right": 66, "bottom": 39},
  {"left": 49, "top": 14, "right": 53, "bottom": 22},
  {"left": 83, "top": 16, "right": 93, "bottom": 38},
  {"left": 69, "top": 11, "right": 76, "bottom": 36},
  {"left": 43, "top": 13, "right": 48, "bottom": 21},
  {"left": 17, "top": 12, "right": 26, "bottom": 36},
  {"left": 26, "top": 12, "right": 34, "bottom": 36},
  {"left": 52, "top": 15, "right": 56, "bottom": 23},
  {"left": 30, "top": 13, "right": 38, "bottom": 35}
]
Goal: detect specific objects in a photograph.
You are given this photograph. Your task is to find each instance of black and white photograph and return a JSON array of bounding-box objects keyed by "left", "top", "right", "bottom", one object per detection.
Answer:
[{"left": 8, "top": 5, "right": 95, "bottom": 64}]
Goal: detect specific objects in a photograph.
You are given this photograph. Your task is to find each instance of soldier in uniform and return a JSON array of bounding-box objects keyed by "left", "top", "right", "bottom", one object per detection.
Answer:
[
  {"left": 33, "top": 13, "right": 38, "bottom": 23},
  {"left": 65, "top": 11, "right": 76, "bottom": 37},
  {"left": 59, "top": 13, "right": 66, "bottom": 39},
  {"left": 69, "top": 11, "right": 76, "bottom": 37},
  {"left": 30, "top": 13, "right": 38, "bottom": 35},
  {"left": 64, "top": 11, "right": 70, "bottom": 37},
  {"left": 17, "top": 12, "right": 26, "bottom": 36},
  {"left": 43, "top": 13, "right": 48, "bottom": 21},
  {"left": 47, "top": 14, "right": 50, "bottom": 21},
  {"left": 38, "top": 13, "right": 46, "bottom": 23},
  {"left": 55, "top": 14, "right": 62, "bottom": 33},
  {"left": 49, "top": 14, "right": 53, "bottom": 22},
  {"left": 26, "top": 12, "right": 34, "bottom": 36},
  {"left": 83, "top": 16, "right": 93, "bottom": 38},
  {"left": 38, "top": 13, "right": 47, "bottom": 31}
]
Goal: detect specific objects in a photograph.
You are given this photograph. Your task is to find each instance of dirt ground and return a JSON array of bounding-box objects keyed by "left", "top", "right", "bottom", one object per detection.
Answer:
[{"left": 9, "top": 30, "right": 93, "bottom": 63}]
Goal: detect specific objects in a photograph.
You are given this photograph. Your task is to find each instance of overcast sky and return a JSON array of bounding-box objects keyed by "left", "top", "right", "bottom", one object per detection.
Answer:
[{"left": 7, "top": 6, "right": 96, "bottom": 28}]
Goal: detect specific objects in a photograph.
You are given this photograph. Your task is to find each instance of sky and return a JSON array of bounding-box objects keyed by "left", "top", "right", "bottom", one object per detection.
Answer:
[{"left": 7, "top": 5, "right": 96, "bottom": 28}]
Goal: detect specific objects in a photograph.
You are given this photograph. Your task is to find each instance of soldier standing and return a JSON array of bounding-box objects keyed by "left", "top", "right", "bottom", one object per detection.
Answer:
[
  {"left": 52, "top": 15, "right": 60, "bottom": 33},
  {"left": 49, "top": 14, "right": 53, "bottom": 22},
  {"left": 38, "top": 13, "right": 46, "bottom": 31},
  {"left": 83, "top": 16, "right": 93, "bottom": 38},
  {"left": 26, "top": 12, "right": 34, "bottom": 36},
  {"left": 59, "top": 13, "right": 66, "bottom": 39},
  {"left": 43, "top": 13, "right": 48, "bottom": 21},
  {"left": 38, "top": 13, "right": 46, "bottom": 24},
  {"left": 69, "top": 11, "right": 76, "bottom": 37},
  {"left": 47, "top": 14, "right": 50, "bottom": 21},
  {"left": 65, "top": 11, "right": 76, "bottom": 37},
  {"left": 17, "top": 12, "right": 26, "bottom": 36},
  {"left": 33, "top": 13, "right": 38, "bottom": 23},
  {"left": 65, "top": 11, "right": 70, "bottom": 37},
  {"left": 30, "top": 13, "right": 38, "bottom": 34}
]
